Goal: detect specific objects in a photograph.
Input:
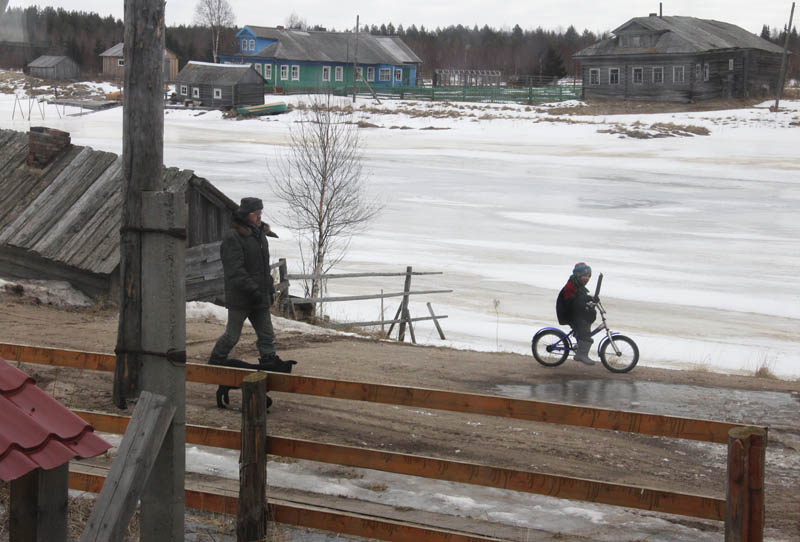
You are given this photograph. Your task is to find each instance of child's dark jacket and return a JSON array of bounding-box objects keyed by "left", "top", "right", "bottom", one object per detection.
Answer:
[{"left": 556, "top": 276, "right": 596, "bottom": 326}]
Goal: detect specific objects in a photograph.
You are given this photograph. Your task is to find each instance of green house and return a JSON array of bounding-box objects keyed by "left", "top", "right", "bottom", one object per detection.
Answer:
[{"left": 218, "top": 26, "right": 422, "bottom": 92}]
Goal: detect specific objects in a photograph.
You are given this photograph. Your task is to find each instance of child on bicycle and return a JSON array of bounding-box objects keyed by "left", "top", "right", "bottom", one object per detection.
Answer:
[{"left": 556, "top": 262, "right": 598, "bottom": 365}]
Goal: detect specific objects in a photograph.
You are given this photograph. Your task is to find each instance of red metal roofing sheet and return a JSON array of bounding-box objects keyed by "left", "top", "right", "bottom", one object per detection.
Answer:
[{"left": 0, "top": 356, "right": 111, "bottom": 481}]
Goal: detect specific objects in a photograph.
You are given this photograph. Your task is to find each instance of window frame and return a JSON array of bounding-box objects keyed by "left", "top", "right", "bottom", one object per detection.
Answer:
[
  {"left": 652, "top": 66, "right": 664, "bottom": 84},
  {"left": 264, "top": 64, "right": 272, "bottom": 80},
  {"left": 117, "top": 58, "right": 124, "bottom": 67},
  {"left": 394, "top": 68, "right": 403, "bottom": 81},
  {"left": 180, "top": 84, "right": 187, "bottom": 96},
  {"left": 673, "top": 65, "right": 685, "bottom": 84},
  {"left": 248, "top": 39, "right": 255, "bottom": 51},
  {"left": 291, "top": 65, "right": 300, "bottom": 81},
  {"left": 192, "top": 87, "right": 199, "bottom": 99},
  {"left": 356, "top": 66, "right": 363, "bottom": 80},
  {"left": 703, "top": 63, "right": 710, "bottom": 82},
  {"left": 213, "top": 88, "right": 222, "bottom": 99},
  {"left": 589, "top": 68, "right": 600, "bottom": 85},
  {"left": 241, "top": 39, "right": 247, "bottom": 51},
  {"left": 335, "top": 66, "right": 343, "bottom": 82},
  {"left": 280, "top": 65, "right": 289, "bottom": 80},
  {"left": 367, "top": 67, "right": 375, "bottom": 81},
  {"left": 728, "top": 58, "right": 734, "bottom": 71},
  {"left": 322, "top": 66, "right": 331, "bottom": 82},
  {"left": 608, "top": 67, "right": 620, "bottom": 85},
  {"left": 632, "top": 66, "right": 643, "bottom": 84},
  {"left": 379, "top": 68, "right": 391, "bottom": 81}
]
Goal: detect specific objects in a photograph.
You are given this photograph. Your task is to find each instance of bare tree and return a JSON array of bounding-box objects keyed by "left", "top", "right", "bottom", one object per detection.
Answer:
[
  {"left": 271, "top": 96, "right": 382, "bottom": 313},
  {"left": 285, "top": 12, "right": 308, "bottom": 30},
  {"left": 194, "top": 0, "right": 235, "bottom": 63}
]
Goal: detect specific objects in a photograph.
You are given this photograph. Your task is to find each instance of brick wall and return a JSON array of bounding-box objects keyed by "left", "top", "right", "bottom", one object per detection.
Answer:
[{"left": 27, "top": 127, "right": 71, "bottom": 168}]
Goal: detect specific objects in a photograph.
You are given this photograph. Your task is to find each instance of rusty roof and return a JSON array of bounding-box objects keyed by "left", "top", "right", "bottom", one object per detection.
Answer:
[{"left": 0, "top": 356, "right": 110, "bottom": 481}]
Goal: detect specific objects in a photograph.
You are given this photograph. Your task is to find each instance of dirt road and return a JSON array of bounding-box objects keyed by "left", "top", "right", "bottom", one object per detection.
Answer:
[{"left": 1, "top": 288, "right": 798, "bottom": 540}]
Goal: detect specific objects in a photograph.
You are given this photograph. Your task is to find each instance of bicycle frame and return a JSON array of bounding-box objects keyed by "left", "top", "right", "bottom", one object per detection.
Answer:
[{"left": 542, "top": 299, "right": 621, "bottom": 356}]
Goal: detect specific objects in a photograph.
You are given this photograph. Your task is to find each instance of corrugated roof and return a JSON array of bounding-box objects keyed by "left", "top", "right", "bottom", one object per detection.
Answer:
[
  {"left": 27, "top": 55, "right": 72, "bottom": 68},
  {"left": 175, "top": 61, "right": 264, "bottom": 85},
  {"left": 100, "top": 42, "right": 124, "bottom": 57},
  {"left": 237, "top": 27, "right": 422, "bottom": 65},
  {"left": 0, "top": 356, "right": 110, "bottom": 482},
  {"left": 0, "top": 128, "right": 232, "bottom": 276},
  {"left": 575, "top": 16, "right": 785, "bottom": 58}
]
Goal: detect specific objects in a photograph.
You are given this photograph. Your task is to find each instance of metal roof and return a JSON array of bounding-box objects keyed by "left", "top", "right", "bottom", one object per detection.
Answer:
[
  {"left": 0, "top": 356, "right": 110, "bottom": 482},
  {"left": 99, "top": 42, "right": 124, "bottom": 57},
  {"left": 575, "top": 16, "right": 785, "bottom": 58},
  {"left": 237, "top": 26, "right": 422, "bottom": 65},
  {"left": 175, "top": 61, "right": 265, "bottom": 85},
  {"left": 27, "top": 55, "right": 73, "bottom": 68}
]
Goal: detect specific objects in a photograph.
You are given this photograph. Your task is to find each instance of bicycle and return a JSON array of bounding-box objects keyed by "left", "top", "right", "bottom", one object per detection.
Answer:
[{"left": 531, "top": 273, "right": 639, "bottom": 373}]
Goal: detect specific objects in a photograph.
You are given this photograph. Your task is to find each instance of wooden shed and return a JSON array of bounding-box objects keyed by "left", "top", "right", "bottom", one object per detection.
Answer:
[
  {"left": 27, "top": 55, "right": 79, "bottom": 80},
  {"left": 174, "top": 61, "right": 265, "bottom": 107},
  {"left": 100, "top": 42, "right": 179, "bottom": 81},
  {"left": 0, "top": 127, "right": 237, "bottom": 304},
  {"left": 573, "top": 15, "right": 786, "bottom": 102}
]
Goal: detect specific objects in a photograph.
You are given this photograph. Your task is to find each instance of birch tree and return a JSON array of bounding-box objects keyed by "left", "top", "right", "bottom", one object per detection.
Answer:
[
  {"left": 271, "top": 96, "right": 382, "bottom": 313},
  {"left": 194, "top": 0, "right": 234, "bottom": 63}
]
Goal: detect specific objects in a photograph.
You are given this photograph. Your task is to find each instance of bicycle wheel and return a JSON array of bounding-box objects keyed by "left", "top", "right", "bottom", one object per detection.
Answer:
[
  {"left": 531, "top": 329, "right": 570, "bottom": 367},
  {"left": 599, "top": 335, "right": 639, "bottom": 373}
]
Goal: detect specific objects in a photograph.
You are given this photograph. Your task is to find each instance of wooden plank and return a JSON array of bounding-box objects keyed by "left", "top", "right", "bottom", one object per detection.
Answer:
[
  {"left": 10, "top": 463, "right": 69, "bottom": 542},
  {"left": 286, "top": 271, "right": 443, "bottom": 280},
  {"left": 73, "top": 410, "right": 725, "bottom": 520},
  {"left": 238, "top": 373, "right": 268, "bottom": 541},
  {"left": 329, "top": 314, "right": 448, "bottom": 328},
  {"left": 80, "top": 392, "right": 176, "bottom": 542},
  {"left": 2, "top": 343, "right": 756, "bottom": 444},
  {"left": 725, "top": 427, "right": 767, "bottom": 542},
  {"left": 291, "top": 288, "right": 452, "bottom": 304}
]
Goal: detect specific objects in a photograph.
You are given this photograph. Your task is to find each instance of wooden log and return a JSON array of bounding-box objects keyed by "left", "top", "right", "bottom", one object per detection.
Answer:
[
  {"left": 286, "top": 271, "right": 443, "bottom": 280},
  {"left": 725, "top": 426, "right": 767, "bottom": 542},
  {"left": 385, "top": 302, "right": 403, "bottom": 338},
  {"left": 238, "top": 373, "right": 269, "bottom": 541},
  {"left": 398, "top": 266, "right": 413, "bottom": 342},
  {"left": 10, "top": 464, "right": 69, "bottom": 542},
  {"left": 427, "top": 302, "right": 446, "bottom": 340},
  {"left": 289, "top": 288, "right": 452, "bottom": 304},
  {"left": 80, "top": 392, "right": 175, "bottom": 542},
  {"left": 330, "top": 314, "right": 448, "bottom": 328}
]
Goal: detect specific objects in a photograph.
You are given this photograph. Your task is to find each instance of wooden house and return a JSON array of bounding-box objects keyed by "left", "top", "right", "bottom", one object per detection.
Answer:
[
  {"left": 0, "top": 127, "right": 238, "bottom": 304},
  {"left": 218, "top": 26, "right": 422, "bottom": 92},
  {"left": 100, "top": 42, "right": 179, "bottom": 81},
  {"left": 174, "top": 61, "right": 265, "bottom": 107},
  {"left": 573, "top": 15, "right": 786, "bottom": 102},
  {"left": 27, "top": 55, "right": 79, "bottom": 80}
]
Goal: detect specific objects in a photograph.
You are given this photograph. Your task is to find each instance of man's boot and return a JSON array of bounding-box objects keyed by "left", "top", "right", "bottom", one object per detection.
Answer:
[
  {"left": 573, "top": 340, "right": 597, "bottom": 366},
  {"left": 258, "top": 352, "right": 297, "bottom": 373}
]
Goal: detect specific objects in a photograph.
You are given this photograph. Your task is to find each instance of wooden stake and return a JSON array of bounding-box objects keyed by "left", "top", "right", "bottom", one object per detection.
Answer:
[
  {"left": 398, "top": 266, "right": 412, "bottom": 341},
  {"left": 238, "top": 373, "right": 268, "bottom": 541},
  {"left": 427, "top": 302, "right": 446, "bottom": 339},
  {"left": 726, "top": 426, "right": 767, "bottom": 542},
  {"left": 10, "top": 464, "right": 68, "bottom": 542}
]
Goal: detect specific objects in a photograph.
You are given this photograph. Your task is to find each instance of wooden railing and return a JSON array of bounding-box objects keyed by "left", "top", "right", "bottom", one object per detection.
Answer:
[{"left": 0, "top": 343, "right": 768, "bottom": 541}]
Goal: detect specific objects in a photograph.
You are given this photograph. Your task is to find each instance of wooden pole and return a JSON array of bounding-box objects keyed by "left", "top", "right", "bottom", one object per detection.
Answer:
[
  {"left": 114, "top": 0, "right": 186, "bottom": 539},
  {"left": 10, "top": 464, "right": 68, "bottom": 542},
  {"left": 278, "top": 258, "right": 288, "bottom": 312},
  {"left": 725, "top": 426, "right": 767, "bottom": 542},
  {"left": 238, "top": 373, "right": 268, "bottom": 542},
  {"left": 352, "top": 15, "right": 359, "bottom": 103},
  {"left": 385, "top": 302, "right": 403, "bottom": 338},
  {"left": 398, "top": 266, "right": 412, "bottom": 341},
  {"left": 774, "top": 2, "right": 795, "bottom": 111},
  {"left": 427, "top": 302, "right": 446, "bottom": 339}
]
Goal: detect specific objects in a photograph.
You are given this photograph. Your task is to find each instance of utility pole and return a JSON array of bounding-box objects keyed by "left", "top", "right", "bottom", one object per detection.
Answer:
[
  {"left": 353, "top": 15, "right": 359, "bottom": 103},
  {"left": 775, "top": 2, "right": 795, "bottom": 111},
  {"left": 115, "top": 0, "right": 186, "bottom": 539}
]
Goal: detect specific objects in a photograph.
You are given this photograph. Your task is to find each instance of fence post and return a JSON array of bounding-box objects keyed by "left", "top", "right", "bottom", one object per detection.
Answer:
[
  {"left": 238, "top": 372, "right": 268, "bottom": 542},
  {"left": 725, "top": 426, "right": 766, "bottom": 542},
  {"left": 397, "top": 266, "right": 413, "bottom": 342},
  {"left": 278, "top": 258, "right": 288, "bottom": 309}
]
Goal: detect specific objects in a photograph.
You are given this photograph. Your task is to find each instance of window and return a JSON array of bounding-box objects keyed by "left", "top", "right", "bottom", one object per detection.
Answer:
[
  {"left": 335, "top": 66, "right": 343, "bottom": 82},
  {"left": 728, "top": 58, "right": 734, "bottom": 71},
  {"left": 653, "top": 66, "right": 664, "bottom": 84},
  {"left": 631, "top": 35, "right": 641, "bottom": 47},
  {"left": 280, "top": 65, "right": 288, "bottom": 80},
  {"left": 180, "top": 84, "right": 187, "bottom": 96},
  {"left": 192, "top": 87, "right": 199, "bottom": 98},
  {"left": 241, "top": 39, "right": 247, "bottom": 51},
  {"left": 291, "top": 65, "right": 300, "bottom": 81},
  {"left": 249, "top": 39, "right": 255, "bottom": 51},
  {"left": 589, "top": 68, "right": 600, "bottom": 85},
  {"left": 264, "top": 64, "right": 271, "bottom": 80},
  {"left": 632, "top": 67, "right": 643, "bottom": 84},
  {"left": 703, "top": 63, "right": 710, "bottom": 81},
  {"left": 379, "top": 68, "right": 391, "bottom": 81},
  {"left": 117, "top": 58, "right": 124, "bottom": 67},
  {"left": 367, "top": 67, "right": 375, "bottom": 81},
  {"left": 609, "top": 68, "right": 619, "bottom": 85},
  {"left": 394, "top": 68, "right": 402, "bottom": 81},
  {"left": 322, "top": 66, "right": 331, "bottom": 82},
  {"left": 695, "top": 63, "right": 701, "bottom": 81},
  {"left": 673, "top": 66, "right": 685, "bottom": 83},
  {"left": 213, "top": 88, "right": 222, "bottom": 99}
]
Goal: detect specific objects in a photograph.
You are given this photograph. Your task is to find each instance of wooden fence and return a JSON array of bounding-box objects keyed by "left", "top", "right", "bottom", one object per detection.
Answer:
[{"left": 0, "top": 343, "right": 768, "bottom": 541}]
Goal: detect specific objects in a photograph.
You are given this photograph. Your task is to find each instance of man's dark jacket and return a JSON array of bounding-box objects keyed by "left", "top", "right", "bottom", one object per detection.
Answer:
[
  {"left": 556, "top": 276, "right": 596, "bottom": 326},
  {"left": 220, "top": 219, "right": 274, "bottom": 310}
]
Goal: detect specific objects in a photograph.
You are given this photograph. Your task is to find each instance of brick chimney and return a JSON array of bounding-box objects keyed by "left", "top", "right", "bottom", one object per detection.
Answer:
[{"left": 27, "top": 127, "right": 71, "bottom": 168}]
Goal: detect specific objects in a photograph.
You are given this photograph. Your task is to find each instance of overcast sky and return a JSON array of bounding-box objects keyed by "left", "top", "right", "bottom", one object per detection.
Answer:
[{"left": 6, "top": 1, "right": 796, "bottom": 36}]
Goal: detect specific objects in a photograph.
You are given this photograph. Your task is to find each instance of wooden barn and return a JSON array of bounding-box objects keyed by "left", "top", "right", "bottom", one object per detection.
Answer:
[
  {"left": 100, "top": 42, "right": 179, "bottom": 81},
  {"left": 573, "top": 15, "right": 786, "bottom": 102},
  {"left": 174, "top": 61, "right": 265, "bottom": 107},
  {"left": 0, "top": 127, "right": 237, "bottom": 304},
  {"left": 27, "top": 55, "right": 79, "bottom": 80}
]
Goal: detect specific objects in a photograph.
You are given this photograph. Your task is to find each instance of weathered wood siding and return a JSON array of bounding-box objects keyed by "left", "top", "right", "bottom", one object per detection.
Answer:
[
  {"left": 103, "top": 57, "right": 125, "bottom": 79},
  {"left": 29, "top": 58, "right": 79, "bottom": 80}
]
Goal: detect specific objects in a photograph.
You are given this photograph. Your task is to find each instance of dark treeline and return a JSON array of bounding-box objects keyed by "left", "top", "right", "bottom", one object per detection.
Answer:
[{"left": 2, "top": 7, "right": 798, "bottom": 81}]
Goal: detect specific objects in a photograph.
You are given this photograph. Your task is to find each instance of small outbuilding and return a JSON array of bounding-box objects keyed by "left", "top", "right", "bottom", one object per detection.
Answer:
[
  {"left": 574, "top": 15, "right": 786, "bottom": 102},
  {"left": 100, "top": 42, "right": 179, "bottom": 81},
  {"left": 174, "top": 61, "right": 266, "bottom": 107},
  {"left": 27, "top": 55, "right": 79, "bottom": 80}
]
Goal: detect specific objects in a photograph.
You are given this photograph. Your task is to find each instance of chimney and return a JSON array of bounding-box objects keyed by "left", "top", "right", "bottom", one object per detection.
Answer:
[
  {"left": 27, "top": 127, "right": 71, "bottom": 168},
  {"left": 649, "top": 12, "right": 658, "bottom": 17},
  {"left": 660, "top": 2, "right": 663, "bottom": 17}
]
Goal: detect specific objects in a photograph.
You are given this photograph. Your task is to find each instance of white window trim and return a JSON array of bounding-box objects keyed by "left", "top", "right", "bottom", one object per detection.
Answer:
[
  {"left": 356, "top": 67, "right": 363, "bottom": 80},
  {"left": 291, "top": 65, "right": 300, "bottom": 81},
  {"left": 632, "top": 66, "right": 643, "bottom": 84},
  {"left": 394, "top": 68, "right": 402, "bottom": 81},
  {"left": 652, "top": 66, "right": 664, "bottom": 84},
  {"left": 180, "top": 85, "right": 187, "bottom": 96},
  {"left": 703, "top": 63, "right": 710, "bottom": 82},
  {"left": 673, "top": 66, "right": 685, "bottom": 84},
  {"left": 695, "top": 63, "right": 701, "bottom": 81},
  {"left": 213, "top": 88, "right": 222, "bottom": 99},
  {"left": 589, "top": 68, "right": 600, "bottom": 85},
  {"left": 264, "top": 64, "right": 271, "bottom": 80},
  {"left": 728, "top": 58, "right": 734, "bottom": 71},
  {"left": 192, "top": 87, "right": 199, "bottom": 98},
  {"left": 241, "top": 39, "right": 247, "bottom": 51},
  {"left": 608, "top": 67, "right": 620, "bottom": 85},
  {"left": 322, "top": 66, "right": 331, "bottom": 82},
  {"left": 280, "top": 65, "right": 288, "bottom": 80},
  {"left": 249, "top": 39, "right": 255, "bottom": 51},
  {"left": 379, "top": 68, "right": 391, "bottom": 81},
  {"left": 117, "top": 58, "right": 124, "bottom": 67},
  {"left": 367, "top": 67, "right": 375, "bottom": 81},
  {"left": 334, "top": 66, "right": 343, "bottom": 82}
]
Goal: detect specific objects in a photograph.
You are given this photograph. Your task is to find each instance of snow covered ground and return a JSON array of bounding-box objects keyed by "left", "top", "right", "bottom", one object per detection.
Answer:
[{"left": 1, "top": 76, "right": 799, "bottom": 380}]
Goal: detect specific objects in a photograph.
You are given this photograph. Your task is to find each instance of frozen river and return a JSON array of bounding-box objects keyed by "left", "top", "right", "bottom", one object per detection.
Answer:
[{"left": 1, "top": 90, "right": 798, "bottom": 378}]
